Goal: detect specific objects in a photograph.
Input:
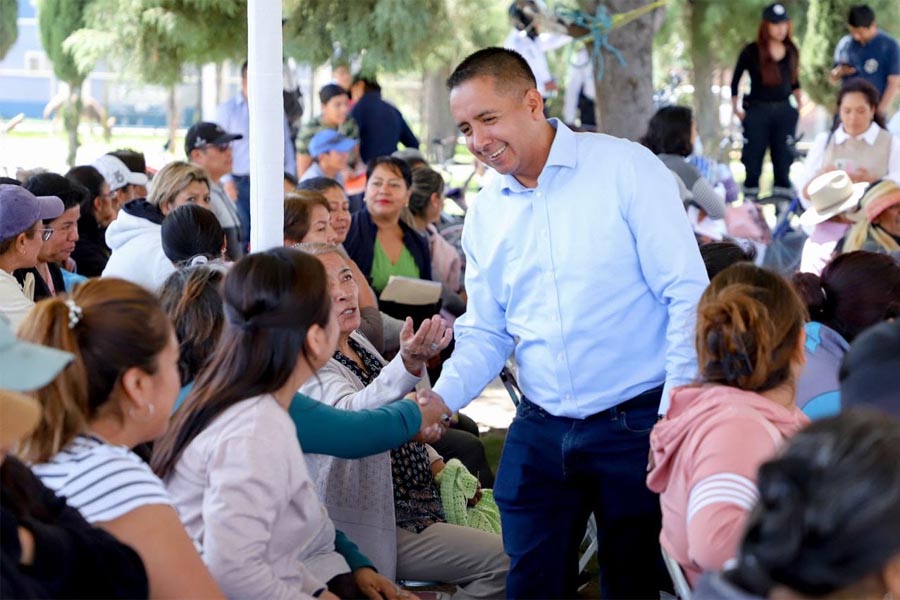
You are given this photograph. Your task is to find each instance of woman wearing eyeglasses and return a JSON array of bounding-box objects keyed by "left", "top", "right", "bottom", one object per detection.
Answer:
[{"left": 0, "top": 184, "right": 63, "bottom": 331}]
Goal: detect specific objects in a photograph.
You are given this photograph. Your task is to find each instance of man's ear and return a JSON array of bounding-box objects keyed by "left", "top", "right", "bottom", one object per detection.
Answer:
[{"left": 523, "top": 88, "right": 545, "bottom": 119}]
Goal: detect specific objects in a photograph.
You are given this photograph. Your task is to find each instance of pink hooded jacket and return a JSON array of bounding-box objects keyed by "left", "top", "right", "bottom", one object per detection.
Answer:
[{"left": 646, "top": 384, "right": 809, "bottom": 585}]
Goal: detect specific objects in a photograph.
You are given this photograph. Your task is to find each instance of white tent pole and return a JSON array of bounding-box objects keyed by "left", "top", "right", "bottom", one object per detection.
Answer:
[{"left": 247, "top": 0, "right": 283, "bottom": 252}]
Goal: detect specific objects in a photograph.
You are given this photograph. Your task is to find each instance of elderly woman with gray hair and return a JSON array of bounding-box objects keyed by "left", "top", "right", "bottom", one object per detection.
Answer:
[{"left": 296, "top": 243, "right": 508, "bottom": 599}]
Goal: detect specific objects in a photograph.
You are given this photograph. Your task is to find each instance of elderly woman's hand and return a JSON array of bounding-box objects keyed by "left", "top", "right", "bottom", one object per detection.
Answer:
[{"left": 399, "top": 316, "right": 453, "bottom": 375}]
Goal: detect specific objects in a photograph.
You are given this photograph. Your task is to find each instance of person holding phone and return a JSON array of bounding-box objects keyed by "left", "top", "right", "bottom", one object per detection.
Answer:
[{"left": 799, "top": 78, "right": 900, "bottom": 202}]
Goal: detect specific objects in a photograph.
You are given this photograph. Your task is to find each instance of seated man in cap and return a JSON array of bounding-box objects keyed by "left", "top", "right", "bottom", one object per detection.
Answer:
[
  {"left": 296, "top": 83, "right": 359, "bottom": 177},
  {"left": 0, "top": 185, "right": 63, "bottom": 331},
  {"left": 300, "top": 130, "right": 356, "bottom": 187},
  {"left": 92, "top": 154, "right": 145, "bottom": 212},
  {"left": 185, "top": 122, "right": 245, "bottom": 259}
]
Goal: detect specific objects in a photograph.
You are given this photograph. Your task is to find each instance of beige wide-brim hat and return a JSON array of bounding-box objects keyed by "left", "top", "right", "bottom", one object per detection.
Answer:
[
  {"left": 800, "top": 170, "right": 868, "bottom": 228},
  {"left": 0, "top": 389, "right": 41, "bottom": 447}
]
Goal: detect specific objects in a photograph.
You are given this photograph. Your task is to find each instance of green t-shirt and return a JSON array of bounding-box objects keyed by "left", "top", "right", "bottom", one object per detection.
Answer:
[{"left": 371, "top": 239, "right": 420, "bottom": 292}]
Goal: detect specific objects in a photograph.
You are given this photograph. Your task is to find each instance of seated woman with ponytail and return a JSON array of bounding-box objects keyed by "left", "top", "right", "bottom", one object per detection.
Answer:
[
  {"left": 792, "top": 251, "right": 900, "bottom": 418},
  {"left": 16, "top": 278, "right": 224, "bottom": 599},
  {"left": 161, "top": 203, "right": 226, "bottom": 268},
  {"left": 695, "top": 410, "right": 900, "bottom": 600},
  {"left": 647, "top": 263, "right": 810, "bottom": 586},
  {"left": 151, "top": 249, "right": 413, "bottom": 600}
]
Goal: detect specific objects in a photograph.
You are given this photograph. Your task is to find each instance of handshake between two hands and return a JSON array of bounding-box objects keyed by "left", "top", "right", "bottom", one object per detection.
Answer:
[{"left": 412, "top": 389, "right": 454, "bottom": 444}]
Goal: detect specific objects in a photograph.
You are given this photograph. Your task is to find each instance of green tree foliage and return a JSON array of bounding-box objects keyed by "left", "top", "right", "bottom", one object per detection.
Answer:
[
  {"left": 63, "top": 0, "right": 246, "bottom": 150},
  {"left": 64, "top": 0, "right": 246, "bottom": 88},
  {"left": 801, "top": 0, "right": 900, "bottom": 108},
  {"left": 38, "top": 0, "right": 94, "bottom": 166},
  {"left": 0, "top": 0, "right": 17, "bottom": 61},
  {"left": 284, "top": 0, "right": 449, "bottom": 74}
]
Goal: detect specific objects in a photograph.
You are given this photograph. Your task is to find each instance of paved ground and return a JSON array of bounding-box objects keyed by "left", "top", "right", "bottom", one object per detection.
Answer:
[{"left": 464, "top": 377, "right": 517, "bottom": 432}]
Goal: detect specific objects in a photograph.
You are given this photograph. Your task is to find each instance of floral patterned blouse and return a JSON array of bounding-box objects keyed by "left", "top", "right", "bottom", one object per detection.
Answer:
[{"left": 334, "top": 338, "right": 445, "bottom": 533}]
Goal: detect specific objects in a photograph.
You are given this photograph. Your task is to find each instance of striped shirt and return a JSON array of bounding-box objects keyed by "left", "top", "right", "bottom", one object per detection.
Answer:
[{"left": 32, "top": 434, "right": 171, "bottom": 523}]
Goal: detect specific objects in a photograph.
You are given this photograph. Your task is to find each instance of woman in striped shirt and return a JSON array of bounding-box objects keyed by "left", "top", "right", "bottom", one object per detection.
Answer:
[
  {"left": 17, "top": 277, "right": 223, "bottom": 599},
  {"left": 646, "top": 264, "right": 810, "bottom": 585}
]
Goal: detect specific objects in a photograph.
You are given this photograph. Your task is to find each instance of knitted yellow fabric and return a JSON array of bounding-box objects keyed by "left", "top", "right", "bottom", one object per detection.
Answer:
[{"left": 434, "top": 459, "right": 502, "bottom": 534}]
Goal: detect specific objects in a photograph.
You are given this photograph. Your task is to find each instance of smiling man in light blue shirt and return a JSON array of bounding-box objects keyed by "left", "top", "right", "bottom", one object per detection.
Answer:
[{"left": 429, "top": 48, "right": 708, "bottom": 599}]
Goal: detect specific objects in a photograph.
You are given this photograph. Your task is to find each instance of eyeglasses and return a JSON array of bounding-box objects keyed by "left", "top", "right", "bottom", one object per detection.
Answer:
[
  {"left": 203, "top": 143, "right": 231, "bottom": 152},
  {"left": 40, "top": 228, "right": 54, "bottom": 241}
]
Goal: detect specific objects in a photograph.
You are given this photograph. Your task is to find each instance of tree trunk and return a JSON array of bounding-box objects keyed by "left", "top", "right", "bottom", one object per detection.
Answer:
[
  {"left": 423, "top": 63, "right": 457, "bottom": 163},
  {"left": 583, "top": 0, "right": 661, "bottom": 140},
  {"left": 63, "top": 82, "right": 83, "bottom": 167},
  {"left": 166, "top": 86, "right": 178, "bottom": 152},
  {"left": 689, "top": 0, "right": 719, "bottom": 155}
]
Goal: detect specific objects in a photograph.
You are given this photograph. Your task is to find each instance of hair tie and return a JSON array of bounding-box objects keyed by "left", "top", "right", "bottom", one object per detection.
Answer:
[
  {"left": 188, "top": 255, "right": 210, "bottom": 267},
  {"left": 65, "top": 298, "right": 83, "bottom": 329}
]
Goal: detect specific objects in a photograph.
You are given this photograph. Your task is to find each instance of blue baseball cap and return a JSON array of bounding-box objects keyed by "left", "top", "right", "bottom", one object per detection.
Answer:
[
  {"left": 0, "top": 184, "right": 64, "bottom": 240},
  {"left": 309, "top": 129, "right": 356, "bottom": 159}
]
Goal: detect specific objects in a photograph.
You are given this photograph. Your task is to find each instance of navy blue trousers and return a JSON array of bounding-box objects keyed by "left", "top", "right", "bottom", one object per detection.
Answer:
[{"left": 494, "top": 388, "right": 670, "bottom": 599}]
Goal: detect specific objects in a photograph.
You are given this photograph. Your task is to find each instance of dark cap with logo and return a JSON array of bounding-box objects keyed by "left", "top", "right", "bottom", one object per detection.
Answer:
[
  {"left": 185, "top": 122, "right": 243, "bottom": 157},
  {"left": 762, "top": 3, "right": 789, "bottom": 22}
]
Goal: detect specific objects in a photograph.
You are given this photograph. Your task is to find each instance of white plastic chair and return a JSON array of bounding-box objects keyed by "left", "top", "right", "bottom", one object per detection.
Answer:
[{"left": 661, "top": 546, "right": 692, "bottom": 600}]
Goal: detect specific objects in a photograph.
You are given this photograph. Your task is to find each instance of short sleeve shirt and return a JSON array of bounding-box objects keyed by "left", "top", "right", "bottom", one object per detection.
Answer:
[
  {"left": 834, "top": 31, "right": 900, "bottom": 97},
  {"left": 32, "top": 434, "right": 171, "bottom": 523}
]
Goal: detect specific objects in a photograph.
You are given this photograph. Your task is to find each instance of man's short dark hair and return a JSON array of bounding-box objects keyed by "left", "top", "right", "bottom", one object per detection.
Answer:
[
  {"left": 297, "top": 176, "right": 343, "bottom": 194},
  {"left": 848, "top": 5, "right": 875, "bottom": 27},
  {"left": 283, "top": 171, "right": 299, "bottom": 188},
  {"left": 446, "top": 47, "right": 537, "bottom": 94},
  {"left": 241, "top": 60, "right": 248, "bottom": 79}
]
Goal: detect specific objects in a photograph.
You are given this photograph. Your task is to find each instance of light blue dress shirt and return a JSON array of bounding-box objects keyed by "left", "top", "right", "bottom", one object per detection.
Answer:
[
  {"left": 433, "top": 120, "right": 708, "bottom": 418},
  {"left": 215, "top": 93, "right": 297, "bottom": 178}
]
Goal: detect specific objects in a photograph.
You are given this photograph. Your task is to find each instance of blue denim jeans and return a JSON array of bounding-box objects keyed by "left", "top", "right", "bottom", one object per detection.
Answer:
[{"left": 494, "top": 387, "right": 669, "bottom": 599}]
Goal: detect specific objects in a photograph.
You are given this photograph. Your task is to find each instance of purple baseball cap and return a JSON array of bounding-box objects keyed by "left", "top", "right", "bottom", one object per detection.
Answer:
[{"left": 0, "top": 184, "right": 64, "bottom": 240}]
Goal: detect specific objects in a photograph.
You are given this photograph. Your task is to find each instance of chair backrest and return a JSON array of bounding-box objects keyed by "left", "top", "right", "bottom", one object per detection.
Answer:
[{"left": 661, "top": 546, "right": 693, "bottom": 600}]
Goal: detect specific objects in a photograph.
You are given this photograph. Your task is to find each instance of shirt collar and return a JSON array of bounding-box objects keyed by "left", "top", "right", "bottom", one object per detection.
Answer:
[
  {"left": 834, "top": 122, "right": 881, "bottom": 145},
  {"left": 500, "top": 119, "right": 577, "bottom": 193}
]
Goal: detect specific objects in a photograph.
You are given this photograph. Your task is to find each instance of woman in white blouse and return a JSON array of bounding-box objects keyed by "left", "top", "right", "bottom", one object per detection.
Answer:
[
  {"left": 18, "top": 277, "right": 223, "bottom": 599},
  {"left": 800, "top": 78, "right": 900, "bottom": 201}
]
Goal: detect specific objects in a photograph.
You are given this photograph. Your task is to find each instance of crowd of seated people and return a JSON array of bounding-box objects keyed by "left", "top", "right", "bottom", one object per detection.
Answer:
[{"left": 3, "top": 61, "right": 900, "bottom": 600}]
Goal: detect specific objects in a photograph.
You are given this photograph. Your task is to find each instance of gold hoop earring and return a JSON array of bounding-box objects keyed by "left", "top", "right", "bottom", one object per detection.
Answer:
[{"left": 128, "top": 403, "right": 156, "bottom": 423}]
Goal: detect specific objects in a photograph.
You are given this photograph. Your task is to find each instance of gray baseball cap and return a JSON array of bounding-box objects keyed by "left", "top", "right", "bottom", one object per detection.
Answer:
[{"left": 0, "top": 184, "right": 64, "bottom": 240}]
